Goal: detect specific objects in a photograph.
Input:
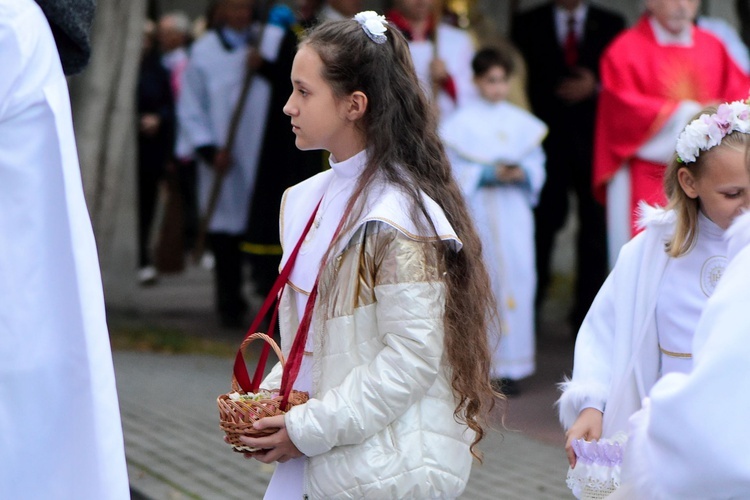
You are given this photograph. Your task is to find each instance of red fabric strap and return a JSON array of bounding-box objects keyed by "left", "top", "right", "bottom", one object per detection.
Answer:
[
  {"left": 233, "top": 199, "right": 321, "bottom": 393},
  {"left": 442, "top": 75, "right": 458, "bottom": 102},
  {"left": 278, "top": 212, "right": 348, "bottom": 408}
]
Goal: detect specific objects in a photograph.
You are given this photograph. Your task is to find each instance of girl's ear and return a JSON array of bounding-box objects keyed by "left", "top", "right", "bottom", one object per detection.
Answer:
[
  {"left": 678, "top": 167, "right": 699, "bottom": 199},
  {"left": 344, "top": 91, "right": 368, "bottom": 121}
]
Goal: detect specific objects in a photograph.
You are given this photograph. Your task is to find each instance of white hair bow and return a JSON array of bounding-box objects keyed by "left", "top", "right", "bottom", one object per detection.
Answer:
[{"left": 354, "top": 11, "right": 388, "bottom": 44}]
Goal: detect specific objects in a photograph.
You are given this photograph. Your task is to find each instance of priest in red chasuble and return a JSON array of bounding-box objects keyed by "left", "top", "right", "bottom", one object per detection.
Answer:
[{"left": 593, "top": 0, "right": 750, "bottom": 264}]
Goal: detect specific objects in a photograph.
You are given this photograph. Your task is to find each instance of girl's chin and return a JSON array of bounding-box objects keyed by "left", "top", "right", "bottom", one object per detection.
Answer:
[{"left": 294, "top": 138, "right": 316, "bottom": 151}]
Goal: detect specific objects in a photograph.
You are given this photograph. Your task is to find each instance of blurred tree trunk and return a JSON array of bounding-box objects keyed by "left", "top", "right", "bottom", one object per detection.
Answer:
[
  {"left": 738, "top": 0, "right": 750, "bottom": 50},
  {"left": 68, "top": 0, "right": 147, "bottom": 302}
]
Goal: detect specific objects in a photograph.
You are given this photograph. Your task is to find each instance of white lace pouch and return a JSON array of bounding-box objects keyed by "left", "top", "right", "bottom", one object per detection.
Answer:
[{"left": 566, "top": 432, "right": 627, "bottom": 499}]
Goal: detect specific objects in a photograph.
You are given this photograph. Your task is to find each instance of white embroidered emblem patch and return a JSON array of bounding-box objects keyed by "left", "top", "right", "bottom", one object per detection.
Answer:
[{"left": 700, "top": 255, "right": 727, "bottom": 297}]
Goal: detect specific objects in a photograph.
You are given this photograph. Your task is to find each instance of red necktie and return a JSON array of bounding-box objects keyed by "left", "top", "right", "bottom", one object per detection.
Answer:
[{"left": 564, "top": 15, "right": 578, "bottom": 67}]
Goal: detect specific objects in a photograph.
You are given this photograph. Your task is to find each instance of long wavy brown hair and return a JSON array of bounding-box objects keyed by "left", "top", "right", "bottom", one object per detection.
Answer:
[{"left": 301, "top": 18, "right": 500, "bottom": 459}]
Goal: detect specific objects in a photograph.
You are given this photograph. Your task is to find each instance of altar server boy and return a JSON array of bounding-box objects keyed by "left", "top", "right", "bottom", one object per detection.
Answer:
[{"left": 440, "top": 46, "right": 547, "bottom": 395}]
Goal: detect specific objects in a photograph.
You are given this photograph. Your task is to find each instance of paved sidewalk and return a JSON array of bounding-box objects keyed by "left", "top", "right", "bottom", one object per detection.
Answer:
[{"left": 110, "top": 264, "right": 575, "bottom": 499}]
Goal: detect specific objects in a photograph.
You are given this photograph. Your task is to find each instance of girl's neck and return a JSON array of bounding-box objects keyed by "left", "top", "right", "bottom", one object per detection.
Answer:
[{"left": 329, "top": 131, "right": 366, "bottom": 163}]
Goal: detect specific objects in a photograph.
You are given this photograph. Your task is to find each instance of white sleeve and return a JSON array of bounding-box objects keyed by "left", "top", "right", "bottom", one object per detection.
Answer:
[
  {"left": 557, "top": 269, "right": 617, "bottom": 429},
  {"left": 258, "top": 24, "right": 285, "bottom": 63},
  {"left": 0, "top": 8, "right": 25, "bottom": 121},
  {"left": 518, "top": 145, "right": 546, "bottom": 207},
  {"left": 698, "top": 17, "right": 750, "bottom": 73},
  {"left": 445, "top": 148, "right": 483, "bottom": 198},
  {"left": 452, "top": 32, "right": 476, "bottom": 106},
  {"left": 176, "top": 59, "right": 215, "bottom": 150},
  {"left": 439, "top": 115, "right": 483, "bottom": 197},
  {"left": 636, "top": 100, "right": 702, "bottom": 164}
]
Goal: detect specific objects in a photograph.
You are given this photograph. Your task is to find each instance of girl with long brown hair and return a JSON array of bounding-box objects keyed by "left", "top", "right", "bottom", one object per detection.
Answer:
[{"left": 235, "top": 11, "right": 498, "bottom": 498}]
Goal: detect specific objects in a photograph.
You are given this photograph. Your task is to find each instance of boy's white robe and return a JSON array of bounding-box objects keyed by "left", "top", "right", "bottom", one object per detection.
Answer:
[
  {"left": 440, "top": 99, "right": 546, "bottom": 379},
  {"left": 0, "top": 0, "right": 129, "bottom": 497},
  {"left": 613, "top": 212, "right": 750, "bottom": 499},
  {"left": 177, "top": 28, "right": 271, "bottom": 234}
]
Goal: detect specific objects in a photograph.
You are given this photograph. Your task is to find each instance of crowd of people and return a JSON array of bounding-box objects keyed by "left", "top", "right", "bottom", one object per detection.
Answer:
[
  {"left": 8, "top": 0, "right": 750, "bottom": 497},
  {"left": 136, "top": 0, "right": 750, "bottom": 497},
  {"left": 136, "top": 1, "right": 750, "bottom": 492},
  {"left": 137, "top": 0, "right": 750, "bottom": 379}
]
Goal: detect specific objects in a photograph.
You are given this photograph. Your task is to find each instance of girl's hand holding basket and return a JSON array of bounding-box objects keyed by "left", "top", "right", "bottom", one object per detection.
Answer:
[
  {"left": 217, "top": 333, "right": 309, "bottom": 452},
  {"left": 217, "top": 199, "right": 322, "bottom": 455}
]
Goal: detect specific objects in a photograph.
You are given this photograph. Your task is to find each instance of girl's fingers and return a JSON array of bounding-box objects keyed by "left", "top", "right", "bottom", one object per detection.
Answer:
[{"left": 566, "top": 445, "right": 577, "bottom": 468}]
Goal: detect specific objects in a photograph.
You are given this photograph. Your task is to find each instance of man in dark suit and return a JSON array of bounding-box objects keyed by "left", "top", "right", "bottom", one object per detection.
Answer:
[{"left": 511, "top": 0, "right": 625, "bottom": 334}]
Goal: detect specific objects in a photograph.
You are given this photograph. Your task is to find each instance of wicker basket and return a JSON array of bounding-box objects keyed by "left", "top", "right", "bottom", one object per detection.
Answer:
[{"left": 217, "top": 332, "right": 309, "bottom": 452}]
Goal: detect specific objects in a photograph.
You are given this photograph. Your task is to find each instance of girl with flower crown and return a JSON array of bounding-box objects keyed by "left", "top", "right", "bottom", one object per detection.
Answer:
[
  {"left": 558, "top": 101, "right": 750, "bottom": 499},
  {"left": 232, "top": 12, "right": 498, "bottom": 498}
]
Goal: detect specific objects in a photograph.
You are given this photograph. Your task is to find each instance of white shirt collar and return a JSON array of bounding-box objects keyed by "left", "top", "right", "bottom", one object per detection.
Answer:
[
  {"left": 555, "top": 3, "right": 588, "bottom": 46},
  {"left": 328, "top": 149, "right": 368, "bottom": 179},
  {"left": 699, "top": 210, "right": 726, "bottom": 239},
  {"left": 649, "top": 16, "right": 694, "bottom": 46}
]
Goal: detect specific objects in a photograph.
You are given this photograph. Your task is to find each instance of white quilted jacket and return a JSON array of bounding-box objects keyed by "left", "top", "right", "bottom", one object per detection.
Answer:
[{"left": 263, "top": 218, "right": 475, "bottom": 499}]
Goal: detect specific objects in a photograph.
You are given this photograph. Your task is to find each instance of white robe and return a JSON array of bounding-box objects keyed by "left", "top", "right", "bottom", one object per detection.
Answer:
[
  {"left": 177, "top": 28, "right": 271, "bottom": 234},
  {"left": 558, "top": 207, "right": 727, "bottom": 439},
  {"left": 655, "top": 213, "right": 726, "bottom": 375},
  {"left": 0, "top": 1, "right": 129, "bottom": 498},
  {"left": 408, "top": 23, "right": 476, "bottom": 118},
  {"left": 613, "top": 211, "right": 750, "bottom": 499},
  {"left": 440, "top": 99, "right": 547, "bottom": 380}
]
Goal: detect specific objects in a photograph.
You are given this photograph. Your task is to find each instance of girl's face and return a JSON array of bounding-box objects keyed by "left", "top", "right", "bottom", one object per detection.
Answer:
[
  {"left": 679, "top": 145, "right": 750, "bottom": 230},
  {"left": 284, "top": 45, "right": 361, "bottom": 160},
  {"left": 474, "top": 65, "right": 510, "bottom": 104}
]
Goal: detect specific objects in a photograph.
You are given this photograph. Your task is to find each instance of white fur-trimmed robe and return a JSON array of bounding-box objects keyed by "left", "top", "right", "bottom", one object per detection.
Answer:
[
  {"left": 557, "top": 206, "right": 675, "bottom": 437},
  {"left": 612, "top": 211, "right": 750, "bottom": 498}
]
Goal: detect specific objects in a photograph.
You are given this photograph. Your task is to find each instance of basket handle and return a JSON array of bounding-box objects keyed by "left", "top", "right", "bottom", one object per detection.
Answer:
[
  {"left": 231, "top": 333, "right": 285, "bottom": 392},
  {"left": 233, "top": 198, "right": 322, "bottom": 394}
]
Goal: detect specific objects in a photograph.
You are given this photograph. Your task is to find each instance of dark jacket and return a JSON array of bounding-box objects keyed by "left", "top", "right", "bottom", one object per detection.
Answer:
[
  {"left": 35, "top": 0, "right": 95, "bottom": 74},
  {"left": 511, "top": 2, "right": 625, "bottom": 142}
]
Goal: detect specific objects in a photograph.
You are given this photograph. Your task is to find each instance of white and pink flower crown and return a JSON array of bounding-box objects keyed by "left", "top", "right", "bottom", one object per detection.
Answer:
[{"left": 676, "top": 100, "right": 750, "bottom": 164}]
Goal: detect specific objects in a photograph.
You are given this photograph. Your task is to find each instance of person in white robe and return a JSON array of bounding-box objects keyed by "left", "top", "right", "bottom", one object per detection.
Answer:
[
  {"left": 317, "top": 0, "right": 362, "bottom": 21},
  {"left": 609, "top": 211, "right": 750, "bottom": 499},
  {"left": 560, "top": 102, "right": 750, "bottom": 498},
  {"left": 158, "top": 10, "right": 192, "bottom": 99},
  {"left": 177, "top": 0, "right": 273, "bottom": 326},
  {"left": 0, "top": 0, "right": 129, "bottom": 497},
  {"left": 697, "top": 15, "right": 750, "bottom": 74},
  {"left": 440, "top": 47, "right": 547, "bottom": 392},
  {"left": 387, "top": 0, "right": 476, "bottom": 118}
]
